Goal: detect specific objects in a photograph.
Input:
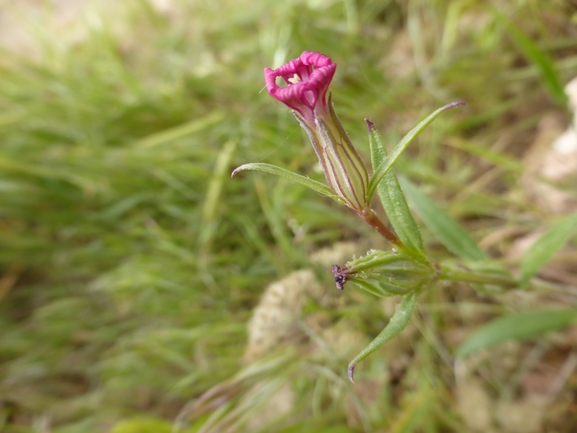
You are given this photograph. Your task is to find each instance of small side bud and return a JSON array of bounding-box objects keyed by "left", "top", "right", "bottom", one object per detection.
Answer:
[
  {"left": 332, "top": 264, "right": 349, "bottom": 290},
  {"left": 343, "top": 249, "right": 434, "bottom": 297}
]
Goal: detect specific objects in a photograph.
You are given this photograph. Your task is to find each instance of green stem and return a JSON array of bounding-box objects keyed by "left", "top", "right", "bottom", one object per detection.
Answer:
[
  {"left": 527, "top": 278, "right": 577, "bottom": 294},
  {"left": 438, "top": 263, "right": 575, "bottom": 295},
  {"left": 439, "top": 264, "right": 519, "bottom": 288}
]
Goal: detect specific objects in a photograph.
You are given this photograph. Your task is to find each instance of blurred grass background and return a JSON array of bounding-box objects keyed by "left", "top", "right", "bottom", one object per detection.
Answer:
[{"left": 1, "top": 0, "right": 577, "bottom": 432}]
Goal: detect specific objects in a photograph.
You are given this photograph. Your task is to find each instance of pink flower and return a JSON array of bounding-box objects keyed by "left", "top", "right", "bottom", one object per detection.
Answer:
[
  {"left": 264, "top": 52, "right": 369, "bottom": 214},
  {"left": 264, "top": 51, "right": 336, "bottom": 125}
]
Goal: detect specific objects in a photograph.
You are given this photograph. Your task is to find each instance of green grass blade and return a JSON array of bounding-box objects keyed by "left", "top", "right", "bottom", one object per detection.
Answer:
[
  {"left": 495, "top": 12, "right": 567, "bottom": 106},
  {"left": 456, "top": 309, "right": 577, "bottom": 358},
  {"left": 348, "top": 290, "right": 418, "bottom": 383},
  {"left": 367, "top": 102, "right": 465, "bottom": 201},
  {"left": 520, "top": 211, "right": 577, "bottom": 286},
  {"left": 135, "top": 112, "right": 224, "bottom": 148},
  {"left": 367, "top": 120, "right": 424, "bottom": 254},
  {"left": 199, "top": 140, "right": 237, "bottom": 261},
  {"left": 232, "top": 162, "right": 337, "bottom": 201},
  {"left": 446, "top": 138, "right": 524, "bottom": 173},
  {"left": 399, "top": 177, "right": 487, "bottom": 262}
]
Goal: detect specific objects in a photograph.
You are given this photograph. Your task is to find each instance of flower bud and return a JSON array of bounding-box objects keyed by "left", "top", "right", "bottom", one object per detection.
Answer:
[{"left": 335, "top": 249, "right": 434, "bottom": 296}]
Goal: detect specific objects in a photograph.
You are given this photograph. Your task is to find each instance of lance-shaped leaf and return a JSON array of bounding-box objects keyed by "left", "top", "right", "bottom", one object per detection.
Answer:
[
  {"left": 348, "top": 291, "right": 419, "bottom": 383},
  {"left": 232, "top": 162, "right": 338, "bottom": 202},
  {"left": 520, "top": 211, "right": 577, "bottom": 286},
  {"left": 367, "top": 119, "right": 424, "bottom": 255},
  {"left": 399, "top": 177, "right": 487, "bottom": 262},
  {"left": 456, "top": 309, "right": 577, "bottom": 358},
  {"left": 367, "top": 102, "right": 465, "bottom": 201}
]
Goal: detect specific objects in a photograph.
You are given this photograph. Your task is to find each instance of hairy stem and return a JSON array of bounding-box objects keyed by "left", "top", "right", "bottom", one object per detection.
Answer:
[{"left": 363, "top": 209, "right": 402, "bottom": 247}]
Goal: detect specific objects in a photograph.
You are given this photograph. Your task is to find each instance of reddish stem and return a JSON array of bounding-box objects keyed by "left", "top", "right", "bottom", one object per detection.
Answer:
[{"left": 363, "top": 210, "right": 401, "bottom": 247}]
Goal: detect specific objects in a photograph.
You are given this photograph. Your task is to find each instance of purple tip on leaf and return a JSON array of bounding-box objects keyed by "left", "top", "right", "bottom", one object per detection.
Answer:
[
  {"left": 446, "top": 101, "right": 466, "bottom": 109},
  {"left": 365, "top": 118, "right": 376, "bottom": 132},
  {"left": 348, "top": 362, "right": 356, "bottom": 384}
]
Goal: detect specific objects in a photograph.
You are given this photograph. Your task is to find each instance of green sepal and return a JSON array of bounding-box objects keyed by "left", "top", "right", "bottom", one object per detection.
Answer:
[
  {"left": 350, "top": 277, "right": 414, "bottom": 297},
  {"left": 345, "top": 249, "right": 407, "bottom": 273}
]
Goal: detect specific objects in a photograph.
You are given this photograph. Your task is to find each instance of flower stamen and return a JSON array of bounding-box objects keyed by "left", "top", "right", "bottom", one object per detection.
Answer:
[{"left": 288, "top": 73, "right": 301, "bottom": 84}]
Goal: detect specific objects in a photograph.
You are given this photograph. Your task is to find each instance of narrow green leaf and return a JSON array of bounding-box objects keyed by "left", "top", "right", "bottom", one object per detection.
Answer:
[
  {"left": 232, "top": 162, "right": 337, "bottom": 201},
  {"left": 494, "top": 12, "right": 567, "bottom": 106},
  {"left": 367, "top": 120, "right": 424, "bottom": 254},
  {"left": 399, "top": 177, "right": 487, "bottom": 262},
  {"left": 368, "top": 102, "right": 465, "bottom": 201},
  {"left": 456, "top": 309, "right": 577, "bottom": 358},
  {"left": 136, "top": 111, "right": 224, "bottom": 148},
  {"left": 199, "top": 140, "right": 237, "bottom": 258},
  {"left": 520, "top": 212, "right": 577, "bottom": 286},
  {"left": 348, "top": 291, "right": 418, "bottom": 383}
]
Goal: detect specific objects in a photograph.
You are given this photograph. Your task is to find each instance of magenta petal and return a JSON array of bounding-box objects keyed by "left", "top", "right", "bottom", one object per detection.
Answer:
[
  {"left": 263, "top": 51, "right": 337, "bottom": 122},
  {"left": 299, "top": 51, "right": 333, "bottom": 67},
  {"left": 264, "top": 67, "right": 280, "bottom": 96}
]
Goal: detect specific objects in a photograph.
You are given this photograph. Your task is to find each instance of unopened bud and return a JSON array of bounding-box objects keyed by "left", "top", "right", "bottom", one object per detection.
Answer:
[{"left": 337, "top": 250, "right": 434, "bottom": 296}]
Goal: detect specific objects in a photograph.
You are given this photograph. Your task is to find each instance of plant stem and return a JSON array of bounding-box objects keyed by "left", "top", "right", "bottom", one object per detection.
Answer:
[
  {"left": 439, "top": 264, "right": 518, "bottom": 288},
  {"left": 363, "top": 209, "right": 402, "bottom": 247}
]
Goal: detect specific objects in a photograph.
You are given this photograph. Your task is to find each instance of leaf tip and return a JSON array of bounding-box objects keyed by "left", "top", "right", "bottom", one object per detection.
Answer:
[
  {"left": 347, "top": 362, "right": 357, "bottom": 384},
  {"left": 445, "top": 101, "right": 466, "bottom": 110},
  {"left": 231, "top": 166, "right": 242, "bottom": 178},
  {"left": 365, "top": 118, "right": 377, "bottom": 133}
]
